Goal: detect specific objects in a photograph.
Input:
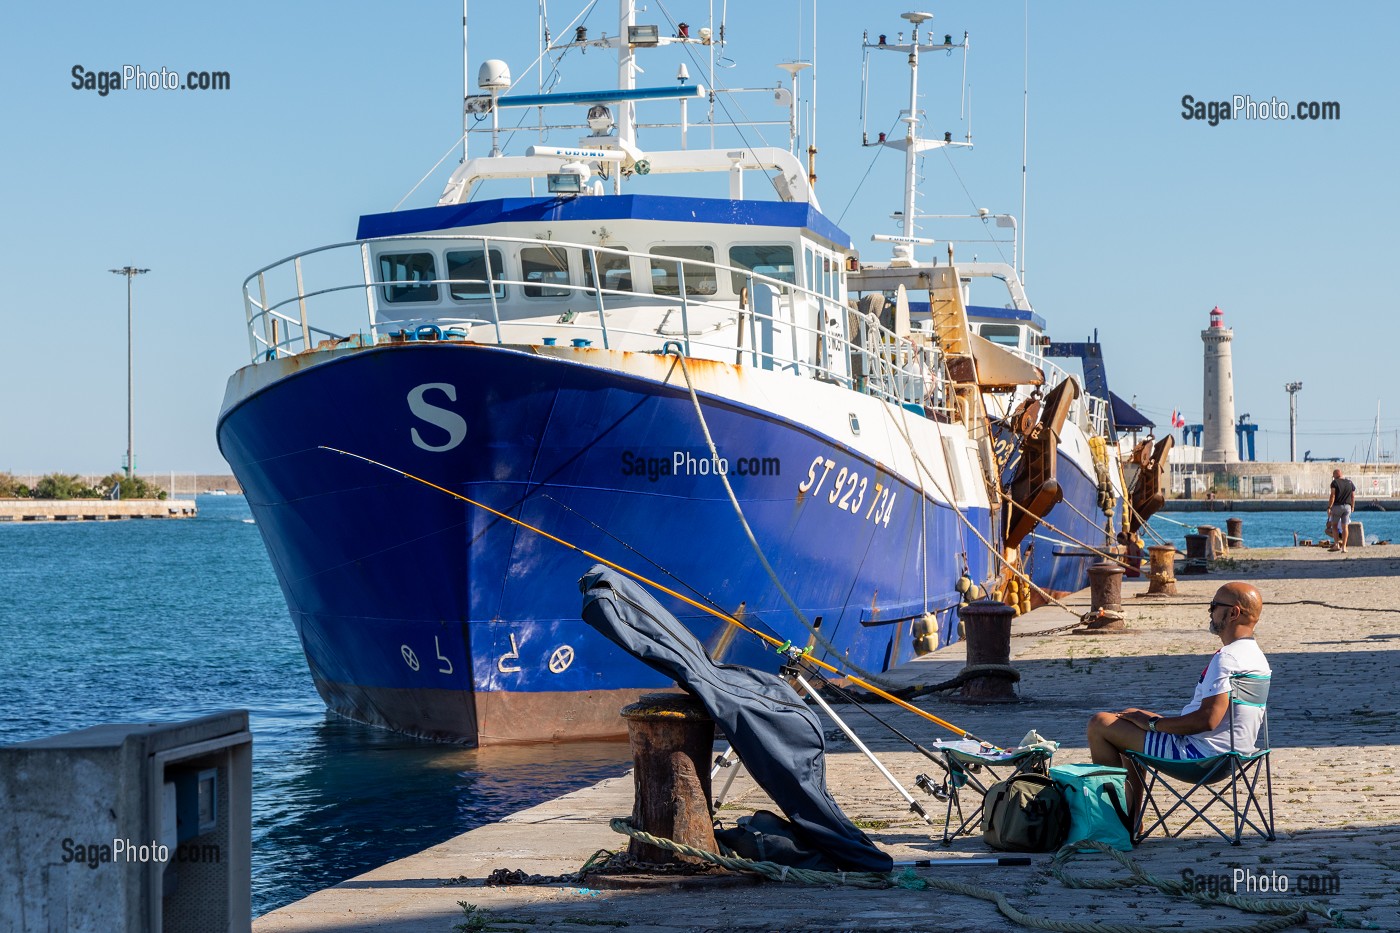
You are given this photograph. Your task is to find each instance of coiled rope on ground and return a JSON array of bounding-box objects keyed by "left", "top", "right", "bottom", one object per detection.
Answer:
[{"left": 606, "top": 820, "right": 1371, "bottom": 932}]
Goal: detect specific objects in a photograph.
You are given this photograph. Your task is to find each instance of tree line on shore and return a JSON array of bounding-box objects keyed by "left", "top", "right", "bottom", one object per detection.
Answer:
[{"left": 0, "top": 472, "right": 167, "bottom": 500}]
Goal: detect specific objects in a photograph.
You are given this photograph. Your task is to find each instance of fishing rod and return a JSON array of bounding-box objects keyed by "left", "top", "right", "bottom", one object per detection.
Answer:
[
  {"left": 539, "top": 491, "right": 730, "bottom": 617},
  {"left": 319, "top": 446, "right": 1002, "bottom": 750}
]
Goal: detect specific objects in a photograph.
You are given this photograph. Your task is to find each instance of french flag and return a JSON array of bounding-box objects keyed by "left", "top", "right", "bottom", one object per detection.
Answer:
[{"left": 1171, "top": 409, "right": 1187, "bottom": 428}]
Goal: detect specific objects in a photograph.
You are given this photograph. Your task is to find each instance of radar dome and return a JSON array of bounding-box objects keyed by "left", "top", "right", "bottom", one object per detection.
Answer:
[{"left": 477, "top": 60, "right": 511, "bottom": 91}]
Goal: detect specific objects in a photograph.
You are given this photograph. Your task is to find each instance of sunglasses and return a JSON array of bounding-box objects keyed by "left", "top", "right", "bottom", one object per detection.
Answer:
[{"left": 1208, "top": 601, "right": 1235, "bottom": 613}]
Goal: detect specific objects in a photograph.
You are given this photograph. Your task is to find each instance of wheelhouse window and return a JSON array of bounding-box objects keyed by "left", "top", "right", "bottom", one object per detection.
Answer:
[
  {"left": 728, "top": 244, "right": 795, "bottom": 294},
  {"left": 378, "top": 252, "right": 438, "bottom": 303},
  {"left": 649, "top": 245, "right": 717, "bottom": 297},
  {"left": 445, "top": 248, "right": 505, "bottom": 301},
  {"left": 979, "top": 323, "right": 1023, "bottom": 348},
  {"left": 521, "top": 246, "right": 572, "bottom": 298},
  {"left": 584, "top": 247, "right": 634, "bottom": 294}
]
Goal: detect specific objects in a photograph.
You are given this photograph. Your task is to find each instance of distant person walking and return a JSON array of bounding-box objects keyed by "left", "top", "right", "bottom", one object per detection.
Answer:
[{"left": 1327, "top": 469, "right": 1356, "bottom": 553}]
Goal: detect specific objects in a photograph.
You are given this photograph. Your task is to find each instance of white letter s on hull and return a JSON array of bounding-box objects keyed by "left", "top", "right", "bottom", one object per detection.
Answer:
[{"left": 408, "top": 383, "right": 467, "bottom": 452}]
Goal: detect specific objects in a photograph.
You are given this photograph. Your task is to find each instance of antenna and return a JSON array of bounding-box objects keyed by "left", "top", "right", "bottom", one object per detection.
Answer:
[
  {"left": 778, "top": 61, "right": 811, "bottom": 156},
  {"left": 1020, "top": 0, "right": 1029, "bottom": 284},
  {"left": 678, "top": 62, "right": 691, "bottom": 149},
  {"left": 809, "top": 0, "right": 818, "bottom": 187},
  {"left": 470, "top": 0, "right": 476, "bottom": 161}
]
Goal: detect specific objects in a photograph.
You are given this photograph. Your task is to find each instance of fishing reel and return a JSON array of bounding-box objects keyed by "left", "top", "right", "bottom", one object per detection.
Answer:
[{"left": 914, "top": 772, "right": 949, "bottom": 801}]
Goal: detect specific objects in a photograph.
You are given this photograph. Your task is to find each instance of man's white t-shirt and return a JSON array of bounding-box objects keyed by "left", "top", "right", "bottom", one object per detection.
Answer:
[{"left": 1180, "top": 638, "right": 1271, "bottom": 755}]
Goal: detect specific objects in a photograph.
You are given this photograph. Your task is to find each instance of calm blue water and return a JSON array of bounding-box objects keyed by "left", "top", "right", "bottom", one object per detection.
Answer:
[
  {"left": 0, "top": 495, "right": 630, "bottom": 916},
  {"left": 1147, "top": 509, "right": 1400, "bottom": 548}
]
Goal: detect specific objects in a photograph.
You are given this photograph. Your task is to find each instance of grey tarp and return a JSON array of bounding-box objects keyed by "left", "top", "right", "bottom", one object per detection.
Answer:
[{"left": 579, "top": 565, "right": 893, "bottom": 872}]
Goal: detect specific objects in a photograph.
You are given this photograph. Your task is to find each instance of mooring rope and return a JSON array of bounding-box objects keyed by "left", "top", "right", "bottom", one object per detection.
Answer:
[
  {"left": 1003, "top": 496, "right": 1125, "bottom": 568},
  {"left": 1154, "top": 512, "right": 1198, "bottom": 530},
  {"left": 878, "top": 398, "right": 1081, "bottom": 621},
  {"left": 669, "top": 353, "right": 892, "bottom": 686},
  {"left": 610, "top": 818, "right": 893, "bottom": 888},
  {"left": 606, "top": 821, "right": 1370, "bottom": 932}
]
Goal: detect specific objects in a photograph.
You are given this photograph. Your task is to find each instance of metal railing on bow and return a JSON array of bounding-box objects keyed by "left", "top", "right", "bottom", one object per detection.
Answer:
[{"left": 240, "top": 235, "right": 955, "bottom": 414}]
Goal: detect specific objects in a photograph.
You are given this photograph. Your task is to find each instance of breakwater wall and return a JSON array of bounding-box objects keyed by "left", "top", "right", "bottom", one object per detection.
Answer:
[
  {"left": 0, "top": 499, "right": 198, "bottom": 521},
  {"left": 1160, "top": 499, "right": 1399, "bottom": 512}
]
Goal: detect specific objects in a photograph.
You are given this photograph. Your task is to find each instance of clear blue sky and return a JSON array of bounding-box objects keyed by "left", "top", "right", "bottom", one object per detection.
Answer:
[{"left": 1, "top": 1, "right": 1395, "bottom": 474}]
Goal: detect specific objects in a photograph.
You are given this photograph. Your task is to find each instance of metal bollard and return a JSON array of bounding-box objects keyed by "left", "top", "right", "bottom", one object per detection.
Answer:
[
  {"left": 1077, "top": 561, "right": 1128, "bottom": 633},
  {"left": 1146, "top": 544, "right": 1179, "bottom": 596},
  {"left": 620, "top": 693, "right": 718, "bottom": 865},
  {"left": 958, "top": 599, "right": 1019, "bottom": 702},
  {"left": 1088, "top": 561, "right": 1124, "bottom": 613},
  {"left": 1226, "top": 516, "right": 1245, "bottom": 549},
  {"left": 1118, "top": 536, "right": 1143, "bottom": 579},
  {"left": 1197, "top": 525, "right": 1224, "bottom": 558},
  {"left": 1182, "top": 533, "right": 1211, "bottom": 574}
]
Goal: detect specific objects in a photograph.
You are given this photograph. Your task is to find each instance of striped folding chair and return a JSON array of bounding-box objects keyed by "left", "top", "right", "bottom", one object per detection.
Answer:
[{"left": 1124, "top": 673, "right": 1275, "bottom": 845}]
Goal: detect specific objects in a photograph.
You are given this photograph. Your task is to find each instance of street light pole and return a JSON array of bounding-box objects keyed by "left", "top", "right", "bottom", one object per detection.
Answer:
[
  {"left": 1284, "top": 381, "right": 1303, "bottom": 463},
  {"left": 109, "top": 266, "right": 150, "bottom": 481}
]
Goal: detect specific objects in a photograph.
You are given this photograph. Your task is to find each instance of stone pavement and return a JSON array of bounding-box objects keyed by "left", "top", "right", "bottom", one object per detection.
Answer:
[{"left": 255, "top": 547, "right": 1400, "bottom": 932}]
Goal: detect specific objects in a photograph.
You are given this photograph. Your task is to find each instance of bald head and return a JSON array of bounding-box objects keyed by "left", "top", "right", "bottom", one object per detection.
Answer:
[
  {"left": 1333, "top": 468, "right": 1343, "bottom": 479},
  {"left": 1217, "top": 582, "right": 1261, "bottom": 621},
  {"left": 1211, "top": 582, "right": 1262, "bottom": 641}
]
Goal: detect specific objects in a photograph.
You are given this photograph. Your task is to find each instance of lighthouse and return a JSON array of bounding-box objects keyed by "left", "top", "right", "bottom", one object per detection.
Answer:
[{"left": 1201, "top": 305, "right": 1238, "bottom": 463}]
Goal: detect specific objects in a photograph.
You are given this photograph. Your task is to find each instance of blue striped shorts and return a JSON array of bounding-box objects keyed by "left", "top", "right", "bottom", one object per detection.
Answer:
[{"left": 1143, "top": 731, "right": 1208, "bottom": 760}]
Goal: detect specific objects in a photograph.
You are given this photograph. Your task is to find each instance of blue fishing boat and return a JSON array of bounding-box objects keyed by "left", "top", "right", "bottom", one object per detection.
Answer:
[
  {"left": 215, "top": 1, "right": 1030, "bottom": 739},
  {"left": 218, "top": 4, "right": 1021, "bottom": 744}
]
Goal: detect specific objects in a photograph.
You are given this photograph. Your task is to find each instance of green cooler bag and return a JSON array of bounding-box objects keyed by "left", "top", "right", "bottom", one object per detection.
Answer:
[{"left": 1049, "top": 764, "right": 1133, "bottom": 851}]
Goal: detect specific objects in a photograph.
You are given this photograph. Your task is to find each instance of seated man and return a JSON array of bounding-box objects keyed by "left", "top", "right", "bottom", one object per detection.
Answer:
[{"left": 1087, "top": 582, "right": 1271, "bottom": 812}]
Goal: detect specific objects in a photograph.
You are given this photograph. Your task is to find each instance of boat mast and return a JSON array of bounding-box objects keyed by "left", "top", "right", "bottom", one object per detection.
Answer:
[
  {"left": 617, "top": 0, "right": 637, "bottom": 147},
  {"left": 862, "top": 12, "right": 968, "bottom": 266},
  {"left": 897, "top": 11, "right": 932, "bottom": 267}
]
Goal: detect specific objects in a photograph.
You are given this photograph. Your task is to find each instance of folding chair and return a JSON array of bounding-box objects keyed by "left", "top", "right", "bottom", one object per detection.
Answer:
[
  {"left": 918, "top": 740, "right": 1057, "bottom": 845},
  {"left": 1124, "top": 672, "right": 1275, "bottom": 845}
]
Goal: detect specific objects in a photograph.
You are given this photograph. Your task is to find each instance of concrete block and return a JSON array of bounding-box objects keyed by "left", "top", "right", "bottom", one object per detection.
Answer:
[
  {"left": 0, "top": 711, "right": 252, "bottom": 933},
  {"left": 1347, "top": 521, "right": 1365, "bottom": 547}
]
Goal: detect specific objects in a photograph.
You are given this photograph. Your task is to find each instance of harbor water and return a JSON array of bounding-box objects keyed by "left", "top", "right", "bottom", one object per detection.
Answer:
[
  {"left": 0, "top": 494, "right": 631, "bottom": 915},
  {"left": 1147, "top": 508, "right": 1400, "bottom": 548}
]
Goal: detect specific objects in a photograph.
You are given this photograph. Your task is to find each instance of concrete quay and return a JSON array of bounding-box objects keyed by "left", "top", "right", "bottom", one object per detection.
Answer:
[
  {"left": 255, "top": 548, "right": 1400, "bottom": 932},
  {"left": 0, "top": 498, "right": 198, "bottom": 521}
]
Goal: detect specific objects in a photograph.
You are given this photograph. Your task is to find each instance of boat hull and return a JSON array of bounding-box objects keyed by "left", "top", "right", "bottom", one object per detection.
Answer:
[
  {"left": 218, "top": 342, "right": 993, "bottom": 743},
  {"left": 1024, "top": 443, "right": 1113, "bottom": 598}
]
